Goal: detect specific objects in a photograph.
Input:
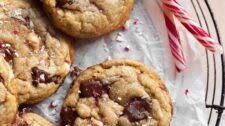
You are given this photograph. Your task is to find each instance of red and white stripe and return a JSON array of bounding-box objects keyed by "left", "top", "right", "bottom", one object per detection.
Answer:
[
  {"left": 162, "top": 0, "right": 223, "bottom": 53},
  {"left": 164, "top": 12, "right": 186, "bottom": 72}
]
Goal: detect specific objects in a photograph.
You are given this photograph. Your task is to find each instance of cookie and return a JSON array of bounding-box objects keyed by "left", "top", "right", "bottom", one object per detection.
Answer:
[
  {"left": 15, "top": 112, "right": 53, "bottom": 126},
  {"left": 61, "top": 59, "right": 173, "bottom": 126},
  {"left": 40, "top": 0, "right": 134, "bottom": 38},
  {"left": 0, "top": 0, "right": 74, "bottom": 104},
  {"left": 0, "top": 56, "right": 18, "bottom": 126}
]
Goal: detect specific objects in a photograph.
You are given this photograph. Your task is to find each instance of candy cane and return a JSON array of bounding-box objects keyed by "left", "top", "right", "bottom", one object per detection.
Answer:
[
  {"left": 162, "top": 0, "right": 223, "bottom": 53},
  {"left": 164, "top": 12, "right": 186, "bottom": 72}
]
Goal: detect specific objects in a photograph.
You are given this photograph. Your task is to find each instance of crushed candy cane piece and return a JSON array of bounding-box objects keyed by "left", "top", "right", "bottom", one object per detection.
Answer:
[
  {"left": 122, "top": 21, "right": 130, "bottom": 30},
  {"left": 12, "top": 29, "right": 19, "bottom": 35},
  {"left": 49, "top": 101, "right": 57, "bottom": 108},
  {"left": 133, "top": 18, "right": 139, "bottom": 25},
  {"left": 124, "top": 46, "right": 130, "bottom": 52},
  {"left": 185, "top": 89, "right": 189, "bottom": 95}
]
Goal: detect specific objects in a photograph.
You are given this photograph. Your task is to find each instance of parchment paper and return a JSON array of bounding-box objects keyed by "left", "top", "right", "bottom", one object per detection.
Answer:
[{"left": 32, "top": 0, "right": 208, "bottom": 125}]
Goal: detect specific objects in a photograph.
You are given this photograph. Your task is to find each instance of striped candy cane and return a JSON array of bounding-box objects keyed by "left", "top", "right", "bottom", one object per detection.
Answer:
[
  {"left": 164, "top": 12, "right": 186, "bottom": 72},
  {"left": 162, "top": 0, "right": 223, "bottom": 53}
]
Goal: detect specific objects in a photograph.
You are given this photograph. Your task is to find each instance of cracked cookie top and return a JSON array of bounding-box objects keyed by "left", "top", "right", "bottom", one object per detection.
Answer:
[
  {"left": 0, "top": 56, "right": 18, "bottom": 126},
  {"left": 0, "top": 0, "right": 73, "bottom": 104},
  {"left": 61, "top": 59, "right": 173, "bottom": 126},
  {"left": 40, "top": 0, "right": 134, "bottom": 38}
]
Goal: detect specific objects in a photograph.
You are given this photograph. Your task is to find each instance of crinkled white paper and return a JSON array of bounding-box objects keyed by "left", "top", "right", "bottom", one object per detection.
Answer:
[{"left": 33, "top": 0, "right": 207, "bottom": 125}]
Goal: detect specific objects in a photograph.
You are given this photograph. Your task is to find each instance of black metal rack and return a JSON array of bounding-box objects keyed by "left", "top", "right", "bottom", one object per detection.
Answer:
[
  {"left": 191, "top": 0, "right": 225, "bottom": 125},
  {"left": 156, "top": 0, "right": 225, "bottom": 125}
]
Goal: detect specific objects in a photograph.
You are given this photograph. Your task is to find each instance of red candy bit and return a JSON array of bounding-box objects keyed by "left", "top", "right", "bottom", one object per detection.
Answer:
[
  {"left": 124, "top": 46, "right": 130, "bottom": 52},
  {"left": 185, "top": 89, "right": 189, "bottom": 95},
  {"left": 12, "top": 29, "right": 19, "bottom": 35},
  {"left": 0, "top": 41, "right": 3, "bottom": 49},
  {"left": 121, "top": 26, "right": 127, "bottom": 31},
  {"left": 133, "top": 18, "right": 139, "bottom": 25},
  {"left": 49, "top": 101, "right": 57, "bottom": 108},
  {"left": 122, "top": 22, "right": 130, "bottom": 31}
]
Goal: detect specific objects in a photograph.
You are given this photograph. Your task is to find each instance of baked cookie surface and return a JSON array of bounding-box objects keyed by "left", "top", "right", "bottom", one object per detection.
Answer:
[
  {"left": 0, "top": 56, "right": 18, "bottom": 126},
  {"left": 0, "top": 0, "right": 73, "bottom": 104},
  {"left": 40, "top": 0, "right": 134, "bottom": 38},
  {"left": 15, "top": 112, "right": 53, "bottom": 126},
  {"left": 61, "top": 59, "right": 173, "bottom": 126}
]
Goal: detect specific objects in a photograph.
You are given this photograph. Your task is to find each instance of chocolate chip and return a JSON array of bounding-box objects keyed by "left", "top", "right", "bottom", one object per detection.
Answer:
[
  {"left": 60, "top": 107, "right": 77, "bottom": 126},
  {"left": 124, "top": 97, "right": 152, "bottom": 122},
  {"left": 4, "top": 48, "right": 14, "bottom": 62},
  {"left": 79, "top": 79, "right": 106, "bottom": 98},
  {"left": 20, "top": 122, "right": 29, "bottom": 126},
  {"left": 0, "top": 75, "right": 4, "bottom": 83},
  {"left": 0, "top": 42, "right": 15, "bottom": 63},
  {"left": 56, "top": 0, "right": 75, "bottom": 7},
  {"left": 31, "top": 67, "right": 62, "bottom": 87},
  {"left": 18, "top": 106, "right": 32, "bottom": 117}
]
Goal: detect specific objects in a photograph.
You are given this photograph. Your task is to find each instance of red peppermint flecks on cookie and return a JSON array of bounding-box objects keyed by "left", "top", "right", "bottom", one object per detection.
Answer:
[
  {"left": 12, "top": 29, "right": 19, "bottom": 35},
  {"left": 0, "top": 41, "right": 3, "bottom": 49}
]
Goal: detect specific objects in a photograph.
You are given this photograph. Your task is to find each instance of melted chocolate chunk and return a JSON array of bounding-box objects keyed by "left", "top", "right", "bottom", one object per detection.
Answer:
[
  {"left": 0, "top": 42, "right": 15, "bottom": 63},
  {"left": 19, "top": 122, "right": 29, "bottom": 126},
  {"left": 60, "top": 107, "right": 78, "bottom": 126},
  {"left": 56, "top": 0, "right": 75, "bottom": 7},
  {"left": 79, "top": 79, "right": 109, "bottom": 98},
  {"left": 4, "top": 48, "right": 14, "bottom": 62},
  {"left": 124, "top": 97, "right": 152, "bottom": 122},
  {"left": 31, "top": 67, "right": 62, "bottom": 87},
  {"left": 18, "top": 107, "right": 32, "bottom": 117}
]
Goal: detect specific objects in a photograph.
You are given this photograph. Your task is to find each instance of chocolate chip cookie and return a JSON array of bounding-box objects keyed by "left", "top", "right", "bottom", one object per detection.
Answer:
[
  {"left": 0, "top": 0, "right": 74, "bottom": 104},
  {"left": 40, "top": 0, "right": 134, "bottom": 38},
  {"left": 0, "top": 56, "right": 18, "bottom": 126},
  {"left": 15, "top": 112, "right": 53, "bottom": 126},
  {"left": 61, "top": 59, "right": 173, "bottom": 126}
]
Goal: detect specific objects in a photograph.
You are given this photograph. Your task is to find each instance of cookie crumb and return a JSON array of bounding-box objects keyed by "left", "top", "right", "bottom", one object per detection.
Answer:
[
  {"left": 116, "top": 33, "right": 124, "bottom": 42},
  {"left": 107, "top": 56, "right": 112, "bottom": 61}
]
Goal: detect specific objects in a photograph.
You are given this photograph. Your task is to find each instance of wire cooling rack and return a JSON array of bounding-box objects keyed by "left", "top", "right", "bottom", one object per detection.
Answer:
[
  {"left": 156, "top": 0, "right": 225, "bottom": 125},
  {"left": 190, "top": 0, "right": 225, "bottom": 125}
]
